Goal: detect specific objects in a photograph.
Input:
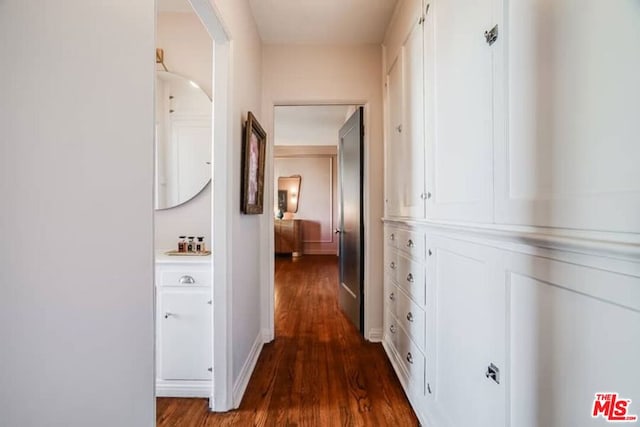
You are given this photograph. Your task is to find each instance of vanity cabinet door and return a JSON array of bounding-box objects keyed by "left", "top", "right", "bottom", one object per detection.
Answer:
[{"left": 158, "top": 288, "right": 212, "bottom": 381}]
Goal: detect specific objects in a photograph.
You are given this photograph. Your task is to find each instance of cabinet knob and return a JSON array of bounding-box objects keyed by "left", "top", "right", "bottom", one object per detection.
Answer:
[
  {"left": 406, "top": 352, "right": 414, "bottom": 364},
  {"left": 406, "top": 273, "right": 414, "bottom": 283},
  {"left": 179, "top": 275, "right": 195, "bottom": 285},
  {"left": 486, "top": 363, "right": 500, "bottom": 384},
  {"left": 164, "top": 312, "right": 174, "bottom": 319},
  {"left": 406, "top": 239, "right": 414, "bottom": 248},
  {"left": 428, "top": 249, "right": 433, "bottom": 256},
  {"left": 390, "top": 261, "right": 396, "bottom": 270},
  {"left": 396, "top": 124, "right": 402, "bottom": 133},
  {"left": 390, "top": 233, "right": 395, "bottom": 241},
  {"left": 390, "top": 324, "right": 396, "bottom": 334},
  {"left": 334, "top": 228, "right": 342, "bottom": 234},
  {"left": 406, "top": 312, "right": 414, "bottom": 322},
  {"left": 389, "top": 292, "right": 395, "bottom": 301}
]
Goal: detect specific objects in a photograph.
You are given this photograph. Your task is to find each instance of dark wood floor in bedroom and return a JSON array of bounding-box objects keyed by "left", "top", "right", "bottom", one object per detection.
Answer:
[{"left": 156, "top": 255, "right": 418, "bottom": 426}]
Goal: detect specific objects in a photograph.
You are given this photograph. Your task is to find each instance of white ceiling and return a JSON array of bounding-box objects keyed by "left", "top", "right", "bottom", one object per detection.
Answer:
[
  {"left": 248, "top": 0, "right": 398, "bottom": 45},
  {"left": 157, "top": 0, "right": 193, "bottom": 13},
  {"left": 274, "top": 105, "right": 354, "bottom": 146}
]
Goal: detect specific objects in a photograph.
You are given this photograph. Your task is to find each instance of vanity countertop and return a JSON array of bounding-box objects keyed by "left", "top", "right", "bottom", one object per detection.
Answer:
[{"left": 155, "top": 250, "right": 212, "bottom": 264}]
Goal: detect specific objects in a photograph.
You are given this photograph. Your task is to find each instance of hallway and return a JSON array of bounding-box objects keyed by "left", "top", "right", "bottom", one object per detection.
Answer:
[{"left": 157, "top": 255, "right": 418, "bottom": 426}]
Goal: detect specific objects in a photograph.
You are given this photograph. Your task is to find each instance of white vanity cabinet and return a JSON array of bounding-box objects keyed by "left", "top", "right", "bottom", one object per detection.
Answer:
[{"left": 155, "top": 253, "right": 212, "bottom": 397}]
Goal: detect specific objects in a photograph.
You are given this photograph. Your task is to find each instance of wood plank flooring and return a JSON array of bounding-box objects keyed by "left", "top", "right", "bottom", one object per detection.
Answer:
[{"left": 157, "top": 255, "right": 418, "bottom": 426}]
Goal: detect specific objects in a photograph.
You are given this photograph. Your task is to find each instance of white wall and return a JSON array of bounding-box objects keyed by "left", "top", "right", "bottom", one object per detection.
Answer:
[
  {"left": 212, "top": 0, "right": 264, "bottom": 401},
  {"left": 155, "top": 12, "right": 213, "bottom": 250},
  {"left": 262, "top": 45, "right": 385, "bottom": 339},
  {"left": 0, "top": 1, "right": 155, "bottom": 426}
]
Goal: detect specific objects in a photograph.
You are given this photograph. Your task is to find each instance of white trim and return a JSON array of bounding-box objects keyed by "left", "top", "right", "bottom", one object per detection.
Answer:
[
  {"left": 232, "top": 332, "right": 265, "bottom": 407},
  {"left": 367, "top": 328, "right": 383, "bottom": 342},
  {"left": 383, "top": 218, "right": 640, "bottom": 261},
  {"left": 188, "top": 0, "right": 233, "bottom": 412},
  {"left": 156, "top": 380, "right": 211, "bottom": 398}
]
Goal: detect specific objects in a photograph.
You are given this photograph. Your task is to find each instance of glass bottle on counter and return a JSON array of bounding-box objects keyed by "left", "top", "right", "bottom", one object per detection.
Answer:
[
  {"left": 196, "top": 236, "right": 205, "bottom": 253},
  {"left": 187, "top": 236, "right": 195, "bottom": 252},
  {"left": 178, "top": 236, "right": 187, "bottom": 253}
]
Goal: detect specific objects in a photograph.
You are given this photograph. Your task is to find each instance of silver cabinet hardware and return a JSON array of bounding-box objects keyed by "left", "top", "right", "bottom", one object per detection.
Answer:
[
  {"left": 179, "top": 275, "right": 195, "bottom": 285},
  {"left": 390, "top": 233, "right": 395, "bottom": 241},
  {"left": 207, "top": 300, "right": 212, "bottom": 305},
  {"left": 406, "top": 273, "right": 414, "bottom": 283},
  {"left": 486, "top": 363, "right": 500, "bottom": 384},
  {"left": 406, "top": 352, "right": 414, "bottom": 364},
  {"left": 407, "top": 312, "right": 414, "bottom": 322},
  {"left": 428, "top": 249, "right": 433, "bottom": 256},
  {"left": 425, "top": 3, "right": 430, "bottom": 15},
  {"left": 390, "top": 324, "right": 397, "bottom": 334},
  {"left": 390, "top": 261, "right": 397, "bottom": 270},
  {"left": 407, "top": 239, "right": 414, "bottom": 248},
  {"left": 389, "top": 292, "right": 396, "bottom": 301},
  {"left": 208, "top": 367, "right": 213, "bottom": 372},
  {"left": 427, "top": 383, "right": 432, "bottom": 394},
  {"left": 420, "top": 192, "right": 428, "bottom": 200},
  {"left": 396, "top": 124, "right": 403, "bottom": 133},
  {"left": 164, "top": 312, "right": 174, "bottom": 319},
  {"left": 484, "top": 25, "right": 498, "bottom": 45},
  {"left": 418, "top": 15, "right": 425, "bottom": 25},
  {"left": 334, "top": 228, "right": 342, "bottom": 234}
]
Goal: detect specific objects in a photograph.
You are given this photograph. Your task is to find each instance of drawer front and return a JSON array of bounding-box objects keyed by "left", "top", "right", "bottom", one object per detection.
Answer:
[
  {"left": 395, "top": 228, "right": 426, "bottom": 260},
  {"left": 394, "top": 317, "right": 426, "bottom": 394},
  {"left": 385, "top": 226, "right": 399, "bottom": 249},
  {"left": 396, "top": 288, "right": 426, "bottom": 351},
  {"left": 384, "top": 249, "right": 399, "bottom": 279},
  {"left": 396, "top": 252, "right": 426, "bottom": 305},
  {"left": 158, "top": 268, "right": 212, "bottom": 287}
]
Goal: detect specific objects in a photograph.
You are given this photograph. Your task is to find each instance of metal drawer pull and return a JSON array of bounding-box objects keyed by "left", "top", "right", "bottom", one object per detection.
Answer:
[
  {"left": 389, "top": 292, "right": 395, "bottom": 301},
  {"left": 390, "top": 261, "right": 396, "bottom": 270},
  {"left": 390, "top": 324, "right": 396, "bottom": 334},
  {"left": 406, "top": 352, "right": 414, "bottom": 364},
  {"left": 406, "top": 273, "right": 414, "bottom": 283},
  {"left": 486, "top": 363, "right": 500, "bottom": 384},
  {"left": 179, "top": 275, "right": 196, "bottom": 284},
  {"left": 406, "top": 239, "right": 414, "bottom": 248},
  {"left": 164, "top": 312, "right": 174, "bottom": 319},
  {"left": 428, "top": 249, "right": 432, "bottom": 256},
  {"left": 390, "top": 233, "right": 395, "bottom": 241},
  {"left": 407, "top": 312, "right": 414, "bottom": 322}
]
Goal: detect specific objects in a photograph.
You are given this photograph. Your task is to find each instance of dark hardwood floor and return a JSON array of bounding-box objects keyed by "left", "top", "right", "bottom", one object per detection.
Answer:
[{"left": 157, "top": 255, "right": 418, "bottom": 426}]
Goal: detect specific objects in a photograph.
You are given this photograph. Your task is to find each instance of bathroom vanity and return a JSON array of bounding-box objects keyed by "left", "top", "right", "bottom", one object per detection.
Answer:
[{"left": 155, "top": 252, "right": 212, "bottom": 397}]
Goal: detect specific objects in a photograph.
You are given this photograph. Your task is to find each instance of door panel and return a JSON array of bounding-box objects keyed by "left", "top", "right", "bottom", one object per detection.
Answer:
[{"left": 338, "top": 107, "right": 364, "bottom": 332}]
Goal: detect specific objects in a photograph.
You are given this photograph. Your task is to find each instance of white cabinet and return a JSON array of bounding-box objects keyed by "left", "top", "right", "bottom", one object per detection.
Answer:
[
  {"left": 426, "top": 0, "right": 494, "bottom": 223},
  {"left": 494, "top": 0, "right": 640, "bottom": 233},
  {"left": 155, "top": 255, "right": 212, "bottom": 397},
  {"left": 385, "top": 0, "right": 427, "bottom": 219}
]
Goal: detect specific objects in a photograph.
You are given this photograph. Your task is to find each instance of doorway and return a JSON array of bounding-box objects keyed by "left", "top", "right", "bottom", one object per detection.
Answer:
[{"left": 271, "top": 105, "right": 365, "bottom": 334}]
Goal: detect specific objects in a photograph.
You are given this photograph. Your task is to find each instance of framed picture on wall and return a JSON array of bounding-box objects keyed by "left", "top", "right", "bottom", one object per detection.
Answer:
[{"left": 241, "top": 111, "right": 267, "bottom": 214}]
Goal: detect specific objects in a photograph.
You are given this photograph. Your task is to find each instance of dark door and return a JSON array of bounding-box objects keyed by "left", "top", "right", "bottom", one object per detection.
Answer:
[{"left": 337, "top": 107, "right": 364, "bottom": 332}]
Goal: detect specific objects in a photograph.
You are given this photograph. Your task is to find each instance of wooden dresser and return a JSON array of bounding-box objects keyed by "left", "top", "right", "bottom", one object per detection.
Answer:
[{"left": 274, "top": 219, "right": 302, "bottom": 257}]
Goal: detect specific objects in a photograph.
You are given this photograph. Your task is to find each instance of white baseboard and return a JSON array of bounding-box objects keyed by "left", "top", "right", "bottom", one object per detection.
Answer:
[
  {"left": 262, "top": 327, "right": 274, "bottom": 343},
  {"left": 233, "top": 331, "right": 264, "bottom": 407},
  {"left": 156, "top": 379, "right": 211, "bottom": 398},
  {"left": 367, "top": 328, "right": 383, "bottom": 342}
]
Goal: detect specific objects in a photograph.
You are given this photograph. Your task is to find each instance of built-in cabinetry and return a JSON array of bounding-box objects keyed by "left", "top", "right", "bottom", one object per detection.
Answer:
[
  {"left": 382, "top": 0, "right": 640, "bottom": 425},
  {"left": 156, "top": 253, "right": 212, "bottom": 397},
  {"left": 274, "top": 219, "right": 303, "bottom": 257}
]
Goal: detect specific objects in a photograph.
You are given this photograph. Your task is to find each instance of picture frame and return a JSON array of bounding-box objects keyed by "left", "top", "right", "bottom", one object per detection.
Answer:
[{"left": 241, "top": 111, "right": 267, "bottom": 214}]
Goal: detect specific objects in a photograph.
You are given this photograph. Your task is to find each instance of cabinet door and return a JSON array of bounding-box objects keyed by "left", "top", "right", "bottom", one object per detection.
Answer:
[
  {"left": 494, "top": 0, "right": 640, "bottom": 233},
  {"left": 426, "top": 0, "right": 494, "bottom": 223},
  {"left": 158, "top": 289, "right": 212, "bottom": 380},
  {"left": 428, "top": 237, "right": 505, "bottom": 427},
  {"left": 386, "top": 12, "right": 427, "bottom": 219},
  {"left": 385, "top": 55, "right": 404, "bottom": 218}
]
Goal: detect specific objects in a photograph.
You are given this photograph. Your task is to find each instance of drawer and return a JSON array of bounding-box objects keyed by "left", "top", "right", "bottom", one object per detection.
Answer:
[
  {"left": 385, "top": 277, "right": 398, "bottom": 312},
  {"left": 384, "top": 249, "right": 398, "bottom": 279},
  {"left": 384, "top": 226, "right": 399, "bottom": 248},
  {"left": 395, "top": 228, "right": 425, "bottom": 260},
  {"left": 396, "top": 252, "right": 426, "bottom": 306},
  {"left": 158, "top": 268, "right": 211, "bottom": 287},
  {"left": 395, "top": 288, "right": 426, "bottom": 352},
  {"left": 390, "top": 314, "right": 426, "bottom": 394}
]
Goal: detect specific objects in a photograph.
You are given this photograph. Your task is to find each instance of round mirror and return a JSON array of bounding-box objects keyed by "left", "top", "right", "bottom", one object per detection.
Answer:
[{"left": 155, "top": 71, "right": 212, "bottom": 210}]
